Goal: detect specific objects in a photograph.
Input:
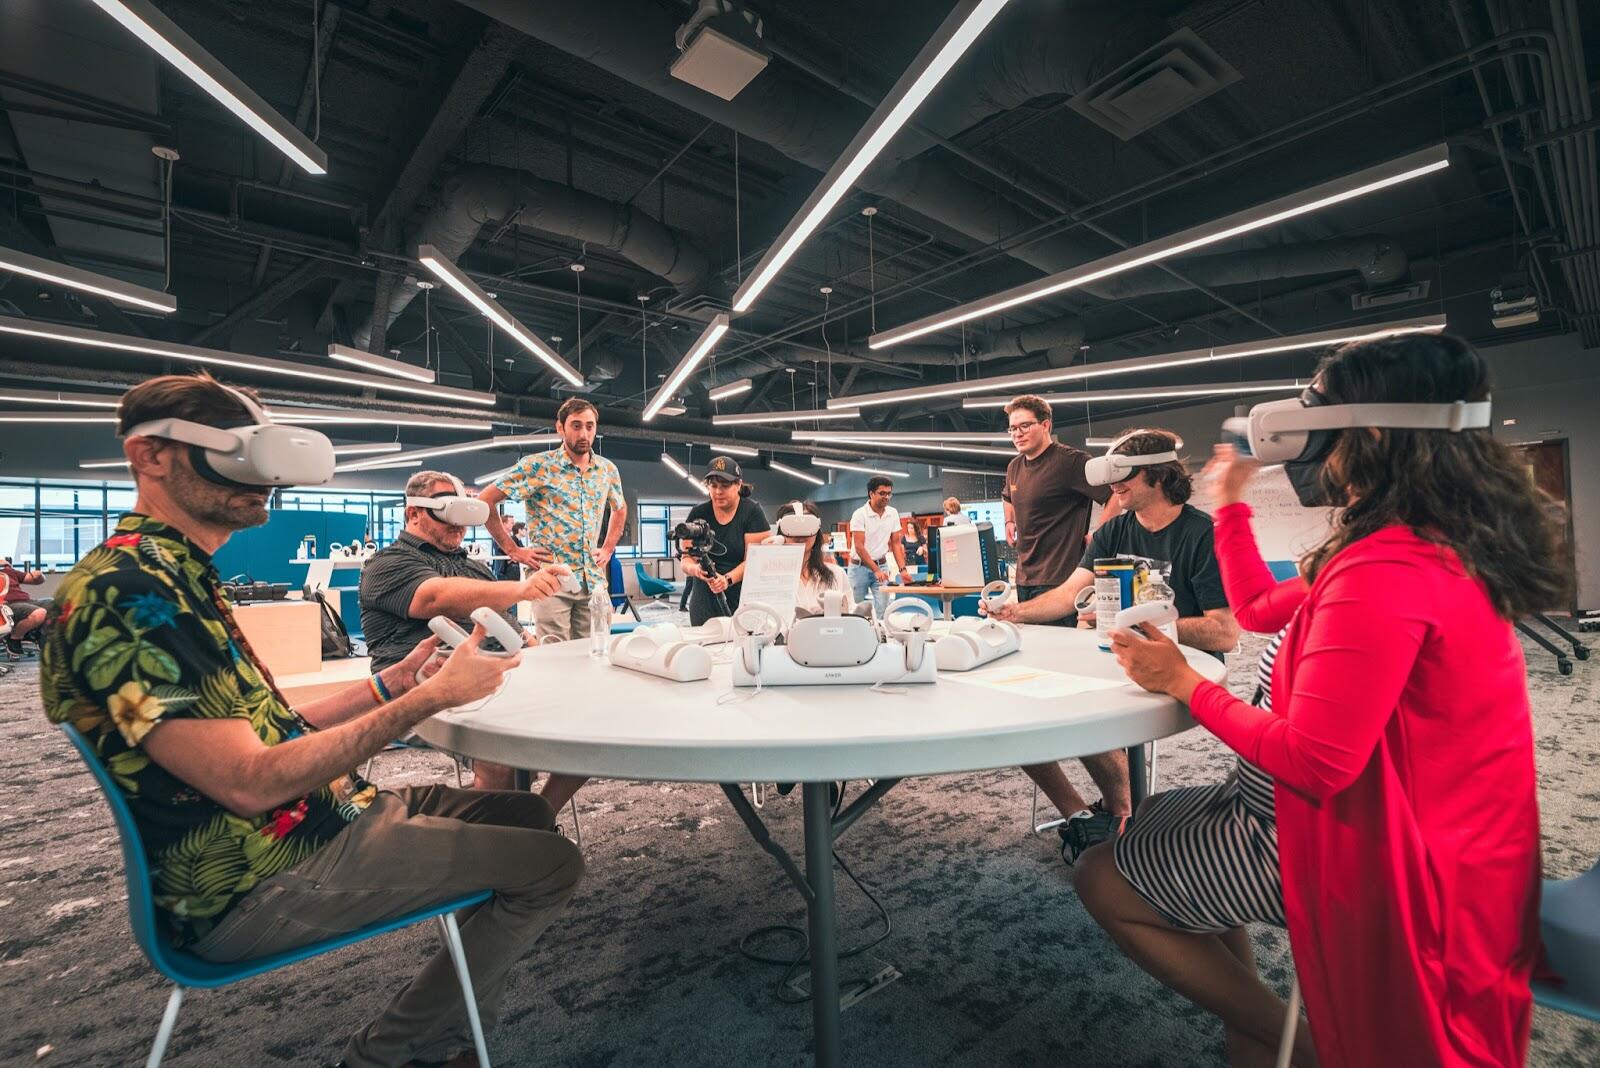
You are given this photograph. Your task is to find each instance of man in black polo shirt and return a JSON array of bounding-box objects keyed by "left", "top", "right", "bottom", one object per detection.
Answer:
[{"left": 361, "top": 469, "right": 570, "bottom": 791}]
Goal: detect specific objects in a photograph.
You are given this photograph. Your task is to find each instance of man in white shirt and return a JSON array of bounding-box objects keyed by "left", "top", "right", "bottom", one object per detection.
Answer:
[{"left": 848, "top": 476, "right": 913, "bottom": 617}]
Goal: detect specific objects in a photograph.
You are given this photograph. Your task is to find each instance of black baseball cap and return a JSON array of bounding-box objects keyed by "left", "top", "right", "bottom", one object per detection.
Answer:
[{"left": 702, "top": 455, "right": 743, "bottom": 482}]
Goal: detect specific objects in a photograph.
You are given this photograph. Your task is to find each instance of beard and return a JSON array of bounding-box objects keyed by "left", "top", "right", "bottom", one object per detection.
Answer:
[
  {"left": 565, "top": 437, "right": 593, "bottom": 456},
  {"left": 170, "top": 457, "right": 272, "bottom": 530}
]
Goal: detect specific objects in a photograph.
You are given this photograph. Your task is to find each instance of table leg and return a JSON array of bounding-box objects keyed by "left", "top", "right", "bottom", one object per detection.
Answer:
[
  {"left": 803, "top": 782, "right": 843, "bottom": 1067},
  {"left": 941, "top": 595, "right": 953, "bottom": 620},
  {"left": 1128, "top": 742, "right": 1148, "bottom": 811}
]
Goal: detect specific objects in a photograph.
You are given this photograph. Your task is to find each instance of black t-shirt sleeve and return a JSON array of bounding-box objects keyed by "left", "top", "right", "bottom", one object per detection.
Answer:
[
  {"left": 1065, "top": 448, "right": 1113, "bottom": 505},
  {"left": 360, "top": 549, "right": 430, "bottom": 622},
  {"left": 742, "top": 499, "right": 770, "bottom": 536},
  {"left": 1182, "top": 514, "right": 1230, "bottom": 612}
]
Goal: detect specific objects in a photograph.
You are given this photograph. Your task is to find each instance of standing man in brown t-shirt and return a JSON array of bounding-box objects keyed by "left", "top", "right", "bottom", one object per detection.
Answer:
[{"left": 1002, "top": 394, "right": 1119, "bottom": 618}]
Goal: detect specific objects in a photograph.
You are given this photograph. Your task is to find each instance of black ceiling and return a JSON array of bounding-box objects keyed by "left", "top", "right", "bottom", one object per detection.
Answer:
[{"left": 0, "top": 0, "right": 1595, "bottom": 466}]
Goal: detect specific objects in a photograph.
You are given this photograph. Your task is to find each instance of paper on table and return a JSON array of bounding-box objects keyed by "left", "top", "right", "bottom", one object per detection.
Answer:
[
  {"left": 942, "top": 663, "right": 1128, "bottom": 699},
  {"left": 740, "top": 543, "right": 805, "bottom": 627}
]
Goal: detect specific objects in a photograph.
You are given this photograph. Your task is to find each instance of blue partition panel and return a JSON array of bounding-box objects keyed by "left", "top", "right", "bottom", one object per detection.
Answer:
[{"left": 213, "top": 510, "right": 368, "bottom": 586}]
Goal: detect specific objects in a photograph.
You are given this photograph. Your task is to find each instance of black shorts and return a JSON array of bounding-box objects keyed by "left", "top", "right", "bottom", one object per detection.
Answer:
[{"left": 8, "top": 600, "right": 45, "bottom": 619}]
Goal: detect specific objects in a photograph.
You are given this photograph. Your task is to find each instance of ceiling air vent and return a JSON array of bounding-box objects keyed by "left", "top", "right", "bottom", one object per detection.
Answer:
[
  {"left": 1067, "top": 28, "right": 1241, "bottom": 141},
  {"left": 1352, "top": 279, "right": 1431, "bottom": 310}
]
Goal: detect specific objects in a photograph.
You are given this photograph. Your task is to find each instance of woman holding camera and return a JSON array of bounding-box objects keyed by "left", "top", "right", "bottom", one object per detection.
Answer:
[
  {"left": 1079, "top": 332, "right": 1566, "bottom": 1068},
  {"left": 679, "top": 456, "right": 770, "bottom": 626}
]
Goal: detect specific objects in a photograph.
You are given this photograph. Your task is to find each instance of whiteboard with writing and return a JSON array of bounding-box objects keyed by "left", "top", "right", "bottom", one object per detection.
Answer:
[{"left": 1193, "top": 465, "right": 1336, "bottom": 565}]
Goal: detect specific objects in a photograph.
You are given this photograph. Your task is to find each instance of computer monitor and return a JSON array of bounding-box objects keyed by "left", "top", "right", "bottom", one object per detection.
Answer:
[
  {"left": 958, "top": 500, "right": 1007, "bottom": 541},
  {"left": 929, "top": 521, "right": 999, "bottom": 585}
]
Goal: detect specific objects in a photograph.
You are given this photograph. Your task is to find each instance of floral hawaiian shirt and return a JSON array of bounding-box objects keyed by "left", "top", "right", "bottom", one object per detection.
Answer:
[
  {"left": 494, "top": 447, "right": 624, "bottom": 591},
  {"left": 41, "top": 514, "right": 376, "bottom": 948}
]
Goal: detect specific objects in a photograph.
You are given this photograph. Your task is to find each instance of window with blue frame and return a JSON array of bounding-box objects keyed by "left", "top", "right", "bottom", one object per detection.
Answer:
[{"left": 627, "top": 502, "right": 694, "bottom": 559}]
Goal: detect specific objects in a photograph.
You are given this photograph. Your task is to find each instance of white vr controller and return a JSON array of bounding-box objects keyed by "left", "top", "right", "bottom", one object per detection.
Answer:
[
  {"left": 1113, "top": 600, "right": 1179, "bottom": 638},
  {"left": 416, "top": 608, "right": 525, "bottom": 686},
  {"left": 881, "top": 597, "right": 936, "bottom": 674},
  {"left": 934, "top": 581, "right": 1023, "bottom": 671}
]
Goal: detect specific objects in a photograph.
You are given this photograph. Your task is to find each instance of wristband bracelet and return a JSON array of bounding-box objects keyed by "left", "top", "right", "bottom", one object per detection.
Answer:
[{"left": 369, "top": 673, "right": 393, "bottom": 704}]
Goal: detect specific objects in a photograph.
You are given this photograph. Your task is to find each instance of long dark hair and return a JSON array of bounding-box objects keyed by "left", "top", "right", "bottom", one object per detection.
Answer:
[
  {"left": 1301, "top": 332, "right": 1571, "bottom": 618},
  {"left": 777, "top": 500, "right": 837, "bottom": 588}
]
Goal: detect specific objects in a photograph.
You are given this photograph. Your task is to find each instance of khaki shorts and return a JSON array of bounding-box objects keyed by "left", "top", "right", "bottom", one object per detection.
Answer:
[{"left": 529, "top": 587, "right": 592, "bottom": 643}]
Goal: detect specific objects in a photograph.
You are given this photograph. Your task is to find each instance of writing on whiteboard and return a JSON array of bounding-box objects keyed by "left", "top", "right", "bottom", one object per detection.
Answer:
[{"left": 1194, "top": 465, "right": 1336, "bottom": 566}]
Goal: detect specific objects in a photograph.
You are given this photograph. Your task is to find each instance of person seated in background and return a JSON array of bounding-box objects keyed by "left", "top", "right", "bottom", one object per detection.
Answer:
[
  {"left": 900, "top": 518, "right": 927, "bottom": 569},
  {"left": 942, "top": 496, "right": 967, "bottom": 523},
  {"left": 1, "top": 556, "right": 46, "bottom": 656},
  {"left": 771, "top": 501, "right": 852, "bottom": 614},
  {"left": 678, "top": 456, "right": 770, "bottom": 626},
  {"left": 360, "top": 469, "right": 575, "bottom": 799},
  {"left": 1086, "top": 332, "right": 1562, "bottom": 1068},
  {"left": 43, "top": 374, "right": 583, "bottom": 1068},
  {"left": 988, "top": 429, "right": 1238, "bottom": 858}
]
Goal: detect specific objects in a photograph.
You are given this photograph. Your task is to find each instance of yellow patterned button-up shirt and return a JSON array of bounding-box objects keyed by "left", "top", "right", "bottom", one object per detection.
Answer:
[{"left": 494, "top": 447, "right": 624, "bottom": 590}]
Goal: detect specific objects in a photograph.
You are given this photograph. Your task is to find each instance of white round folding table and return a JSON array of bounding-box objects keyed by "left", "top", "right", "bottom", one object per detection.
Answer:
[{"left": 415, "top": 624, "right": 1226, "bottom": 1067}]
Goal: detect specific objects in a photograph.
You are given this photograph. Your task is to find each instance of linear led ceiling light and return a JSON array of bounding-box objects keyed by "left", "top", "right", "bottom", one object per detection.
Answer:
[
  {"left": 707, "top": 377, "right": 754, "bottom": 402},
  {"left": 334, "top": 434, "right": 557, "bottom": 473},
  {"left": 0, "top": 245, "right": 177, "bottom": 313},
  {"left": 712, "top": 406, "right": 859, "bottom": 426},
  {"left": 267, "top": 406, "right": 498, "bottom": 431},
  {"left": 0, "top": 411, "right": 118, "bottom": 423},
  {"left": 643, "top": 314, "right": 731, "bottom": 421},
  {"left": 939, "top": 466, "right": 1007, "bottom": 477},
  {"left": 868, "top": 144, "right": 1450, "bottom": 350},
  {"left": 0, "top": 387, "right": 123, "bottom": 408},
  {"left": 792, "top": 434, "right": 1013, "bottom": 458},
  {"left": 960, "top": 379, "right": 1308, "bottom": 409},
  {"left": 793, "top": 431, "right": 1010, "bottom": 443},
  {"left": 417, "top": 244, "right": 584, "bottom": 387},
  {"left": 88, "top": 0, "right": 328, "bottom": 175},
  {"left": 327, "top": 343, "right": 435, "bottom": 383},
  {"left": 697, "top": 442, "right": 759, "bottom": 457},
  {"left": 660, "top": 453, "right": 705, "bottom": 490},
  {"left": 332, "top": 443, "right": 405, "bottom": 457},
  {"left": 80, "top": 458, "right": 132, "bottom": 469},
  {"left": 0, "top": 315, "right": 497, "bottom": 406},
  {"left": 768, "top": 460, "right": 825, "bottom": 486},
  {"left": 834, "top": 315, "right": 1446, "bottom": 409},
  {"left": 729, "top": 0, "right": 1014, "bottom": 313},
  {"left": 811, "top": 458, "right": 910, "bottom": 478},
  {"left": 1085, "top": 437, "right": 1116, "bottom": 448}
]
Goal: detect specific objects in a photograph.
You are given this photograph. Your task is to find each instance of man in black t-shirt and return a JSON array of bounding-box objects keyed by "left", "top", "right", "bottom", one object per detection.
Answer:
[{"left": 991, "top": 430, "right": 1238, "bottom": 847}]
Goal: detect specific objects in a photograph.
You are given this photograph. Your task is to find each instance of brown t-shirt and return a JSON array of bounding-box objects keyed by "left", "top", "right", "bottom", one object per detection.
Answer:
[{"left": 1002, "top": 441, "right": 1111, "bottom": 586}]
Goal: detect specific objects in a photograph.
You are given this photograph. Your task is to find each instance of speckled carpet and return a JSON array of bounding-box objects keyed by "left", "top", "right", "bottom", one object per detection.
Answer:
[{"left": 2, "top": 630, "right": 1596, "bottom": 1067}]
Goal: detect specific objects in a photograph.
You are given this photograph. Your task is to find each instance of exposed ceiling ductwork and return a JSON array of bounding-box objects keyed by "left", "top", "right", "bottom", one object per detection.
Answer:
[{"left": 357, "top": 164, "right": 712, "bottom": 347}]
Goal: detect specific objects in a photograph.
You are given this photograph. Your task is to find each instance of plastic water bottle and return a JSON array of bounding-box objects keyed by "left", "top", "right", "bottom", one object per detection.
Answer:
[{"left": 589, "top": 585, "right": 612, "bottom": 657}]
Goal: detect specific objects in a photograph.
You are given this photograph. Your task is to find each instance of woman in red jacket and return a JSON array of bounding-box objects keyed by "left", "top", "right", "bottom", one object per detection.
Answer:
[{"left": 1077, "top": 332, "right": 1570, "bottom": 1067}]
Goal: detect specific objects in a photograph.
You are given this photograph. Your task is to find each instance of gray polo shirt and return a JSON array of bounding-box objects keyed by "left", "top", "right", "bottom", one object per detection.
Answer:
[{"left": 359, "top": 531, "right": 517, "bottom": 670}]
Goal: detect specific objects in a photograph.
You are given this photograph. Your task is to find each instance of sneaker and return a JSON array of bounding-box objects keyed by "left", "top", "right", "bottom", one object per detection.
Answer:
[
  {"left": 4, "top": 637, "right": 23, "bottom": 659},
  {"left": 1058, "top": 799, "right": 1131, "bottom": 865}
]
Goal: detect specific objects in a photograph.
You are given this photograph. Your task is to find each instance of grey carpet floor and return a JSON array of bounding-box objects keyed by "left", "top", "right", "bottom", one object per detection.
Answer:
[{"left": 2, "top": 630, "right": 1596, "bottom": 1067}]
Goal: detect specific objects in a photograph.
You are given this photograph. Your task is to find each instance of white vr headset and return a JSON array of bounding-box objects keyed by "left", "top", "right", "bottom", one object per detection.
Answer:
[
  {"left": 774, "top": 500, "right": 822, "bottom": 539},
  {"left": 125, "top": 385, "right": 335, "bottom": 489},
  {"left": 1223, "top": 390, "right": 1493, "bottom": 464},
  {"left": 1084, "top": 429, "right": 1182, "bottom": 487},
  {"left": 406, "top": 473, "right": 490, "bottom": 527}
]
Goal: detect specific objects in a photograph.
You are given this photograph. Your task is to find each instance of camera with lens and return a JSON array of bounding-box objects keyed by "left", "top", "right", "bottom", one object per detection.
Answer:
[{"left": 672, "top": 518, "right": 714, "bottom": 549}]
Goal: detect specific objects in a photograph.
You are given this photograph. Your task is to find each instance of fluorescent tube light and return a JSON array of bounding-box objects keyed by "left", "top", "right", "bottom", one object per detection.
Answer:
[
  {"left": 768, "top": 460, "right": 825, "bottom": 486},
  {"left": 327, "top": 343, "right": 435, "bottom": 383},
  {"left": 269, "top": 408, "right": 497, "bottom": 431},
  {"left": 332, "top": 442, "right": 405, "bottom": 457},
  {"left": 417, "top": 245, "right": 584, "bottom": 387},
  {"left": 476, "top": 464, "right": 516, "bottom": 486},
  {"left": 644, "top": 315, "right": 730, "bottom": 421},
  {"left": 0, "top": 412, "right": 118, "bottom": 423},
  {"left": 712, "top": 407, "right": 860, "bottom": 426},
  {"left": 698, "top": 442, "right": 759, "bottom": 457},
  {"left": 868, "top": 145, "right": 1450, "bottom": 349},
  {"left": 834, "top": 315, "right": 1446, "bottom": 409},
  {"left": 0, "top": 245, "right": 176, "bottom": 313},
  {"left": 729, "top": 0, "right": 1014, "bottom": 313},
  {"left": 707, "top": 377, "right": 754, "bottom": 401},
  {"left": 960, "top": 379, "right": 1308, "bottom": 409},
  {"left": 793, "top": 435, "right": 1014, "bottom": 458},
  {"left": 792, "top": 431, "right": 1010, "bottom": 443},
  {"left": 661, "top": 454, "right": 691, "bottom": 479},
  {"left": 811, "top": 458, "right": 910, "bottom": 478},
  {"left": 0, "top": 315, "right": 498, "bottom": 406},
  {"left": 79, "top": 458, "right": 132, "bottom": 469},
  {"left": 939, "top": 466, "right": 1006, "bottom": 477},
  {"left": 1085, "top": 437, "right": 1115, "bottom": 448},
  {"left": 334, "top": 434, "right": 558, "bottom": 473},
  {"left": 0, "top": 387, "right": 122, "bottom": 408},
  {"left": 87, "top": 0, "right": 328, "bottom": 175}
]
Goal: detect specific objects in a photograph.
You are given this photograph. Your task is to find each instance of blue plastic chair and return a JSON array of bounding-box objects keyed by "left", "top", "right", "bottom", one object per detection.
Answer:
[
  {"left": 1534, "top": 859, "right": 1600, "bottom": 1022},
  {"left": 634, "top": 562, "right": 675, "bottom": 599},
  {"left": 59, "top": 724, "right": 494, "bottom": 1068}
]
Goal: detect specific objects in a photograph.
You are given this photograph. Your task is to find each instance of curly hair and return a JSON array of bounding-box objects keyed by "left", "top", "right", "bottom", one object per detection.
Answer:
[
  {"left": 1300, "top": 332, "right": 1571, "bottom": 618},
  {"left": 1110, "top": 428, "right": 1191, "bottom": 504}
]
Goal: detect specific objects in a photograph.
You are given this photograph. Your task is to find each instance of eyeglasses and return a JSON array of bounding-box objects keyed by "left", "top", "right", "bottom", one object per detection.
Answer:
[{"left": 1007, "top": 421, "right": 1040, "bottom": 436}]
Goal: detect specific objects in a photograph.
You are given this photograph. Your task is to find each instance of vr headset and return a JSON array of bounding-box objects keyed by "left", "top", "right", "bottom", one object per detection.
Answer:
[
  {"left": 1223, "top": 389, "right": 1493, "bottom": 464},
  {"left": 125, "top": 385, "right": 335, "bottom": 489},
  {"left": 405, "top": 473, "right": 490, "bottom": 527},
  {"left": 1084, "top": 429, "right": 1182, "bottom": 487},
  {"left": 774, "top": 500, "right": 822, "bottom": 539}
]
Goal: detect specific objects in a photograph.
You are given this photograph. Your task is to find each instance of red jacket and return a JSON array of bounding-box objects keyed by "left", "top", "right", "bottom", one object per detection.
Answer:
[{"left": 1189, "top": 503, "right": 1540, "bottom": 1068}]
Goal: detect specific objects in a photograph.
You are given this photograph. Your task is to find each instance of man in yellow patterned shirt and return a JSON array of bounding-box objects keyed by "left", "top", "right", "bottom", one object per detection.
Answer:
[{"left": 481, "top": 397, "right": 625, "bottom": 641}]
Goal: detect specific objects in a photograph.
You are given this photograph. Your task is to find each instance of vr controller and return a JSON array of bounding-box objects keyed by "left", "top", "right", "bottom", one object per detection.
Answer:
[
  {"left": 416, "top": 609, "right": 526, "bottom": 686},
  {"left": 554, "top": 570, "right": 582, "bottom": 595},
  {"left": 1113, "top": 600, "right": 1179, "bottom": 638}
]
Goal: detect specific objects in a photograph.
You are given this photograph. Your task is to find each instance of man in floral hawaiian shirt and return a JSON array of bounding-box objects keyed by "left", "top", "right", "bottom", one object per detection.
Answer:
[
  {"left": 479, "top": 397, "right": 624, "bottom": 641},
  {"left": 43, "top": 374, "right": 583, "bottom": 1068}
]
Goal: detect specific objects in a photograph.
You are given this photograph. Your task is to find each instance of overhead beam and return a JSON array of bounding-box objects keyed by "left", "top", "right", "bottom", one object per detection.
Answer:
[{"left": 188, "top": 257, "right": 328, "bottom": 346}]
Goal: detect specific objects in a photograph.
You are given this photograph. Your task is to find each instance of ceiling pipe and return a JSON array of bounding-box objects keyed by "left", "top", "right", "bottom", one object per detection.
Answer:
[{"left": 356, "top": 164, "right": 712, "bottom": 347}]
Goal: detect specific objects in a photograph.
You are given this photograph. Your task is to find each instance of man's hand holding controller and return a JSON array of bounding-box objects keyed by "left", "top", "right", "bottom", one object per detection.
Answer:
[
  {"left": 520, "top": 563, "right": 579, "bottom": 601},
  {"left": 410, "top": 616, "right": 526, "bottom": 711}
]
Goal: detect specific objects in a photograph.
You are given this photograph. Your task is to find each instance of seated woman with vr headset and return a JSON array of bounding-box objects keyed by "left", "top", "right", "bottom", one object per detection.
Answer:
[
  {"left": 769, "top": 500, "right": 853, "bottom": 615},
  {"left": 1077, "top": 331, "right": 1567, "bottom": 1068}
]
